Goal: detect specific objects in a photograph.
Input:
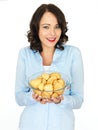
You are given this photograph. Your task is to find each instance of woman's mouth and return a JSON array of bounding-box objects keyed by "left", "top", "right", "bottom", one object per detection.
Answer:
[{"left": 47, "top": 38, "right": 56, "bottom": 42}]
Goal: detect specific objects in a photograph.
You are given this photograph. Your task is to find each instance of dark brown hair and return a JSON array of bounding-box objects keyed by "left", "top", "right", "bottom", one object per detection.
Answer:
[{"left": 27, "top": 4, "right": 68, "bottom": 52}]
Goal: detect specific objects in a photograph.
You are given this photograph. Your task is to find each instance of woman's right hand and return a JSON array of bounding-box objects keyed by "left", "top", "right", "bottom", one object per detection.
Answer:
[{"left": 32, "top": 93, "right": 52, "bottom": 104}]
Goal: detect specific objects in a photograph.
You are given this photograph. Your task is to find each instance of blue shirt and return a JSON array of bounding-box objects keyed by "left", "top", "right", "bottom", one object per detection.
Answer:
[{"left": 15, "top": 45, "right": 84, "bottom": 130}]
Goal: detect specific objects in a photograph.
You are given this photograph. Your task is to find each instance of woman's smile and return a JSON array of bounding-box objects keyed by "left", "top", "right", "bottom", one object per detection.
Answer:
[{"left": 47, "top": 37, "right": 56, "bottom": 42}]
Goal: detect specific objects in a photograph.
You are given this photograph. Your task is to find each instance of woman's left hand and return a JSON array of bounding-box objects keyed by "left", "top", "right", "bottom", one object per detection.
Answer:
[{"left": 51, "top": 95, "right": 64, "bottom": 104}]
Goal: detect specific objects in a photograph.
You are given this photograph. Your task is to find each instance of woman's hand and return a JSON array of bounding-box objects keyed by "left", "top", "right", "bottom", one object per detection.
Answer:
[
  {"left": 32, "top": 93, "right": 51, "bottom": 104},
  {"left": 51, "top": 95, "right": 64, "bottom": 104},
  {"left": 32, "top": 93, "right": 64, "bottom": 104}
]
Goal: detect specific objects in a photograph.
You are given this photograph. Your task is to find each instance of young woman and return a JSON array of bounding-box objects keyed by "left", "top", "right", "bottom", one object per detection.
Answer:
[{"left": 15, "top": 3, "right": 84, "bottom": 130}]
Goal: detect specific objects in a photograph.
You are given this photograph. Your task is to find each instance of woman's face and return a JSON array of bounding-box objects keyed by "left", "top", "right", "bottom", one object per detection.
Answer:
[{"left": 38, "top": 12, "right": 61, "bottom": 49}]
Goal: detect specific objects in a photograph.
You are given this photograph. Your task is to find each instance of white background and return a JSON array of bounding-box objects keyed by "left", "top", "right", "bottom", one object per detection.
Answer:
[{"left": 0, "top": 0, "right": 98, "bottom": 130}]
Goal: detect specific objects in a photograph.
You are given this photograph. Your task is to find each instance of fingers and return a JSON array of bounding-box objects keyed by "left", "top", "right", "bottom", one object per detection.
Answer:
[
  {"left": 51, "top": 97, "right": 61, "bottom": 104},
  {"left": 32, "top": 93, "right": 64, "bottom": 104},
  {"left": 32, "top": 93, "right": 48, "bottom": 104},
  {"left": 51, "top": 95, "right": 64, "bottom": 104},
  {"left": 40, "top": 98, "right": 48, "bottom": 104},
  {"left": 59, "top": 95, "right": 64, "bottom": 100},
  {"left": 32, "top": 93, "right": 42, "bottom": 102}
]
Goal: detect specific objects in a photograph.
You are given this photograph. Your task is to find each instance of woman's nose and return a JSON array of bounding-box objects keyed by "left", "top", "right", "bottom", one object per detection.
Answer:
[{"left": 49, "top": 28, "right": 56, "bottom": 36}]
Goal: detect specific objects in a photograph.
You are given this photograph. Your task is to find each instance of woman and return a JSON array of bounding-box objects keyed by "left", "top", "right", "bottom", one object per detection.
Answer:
[{"left": 15, "top": 3, "right": 84, "bottom": 130}]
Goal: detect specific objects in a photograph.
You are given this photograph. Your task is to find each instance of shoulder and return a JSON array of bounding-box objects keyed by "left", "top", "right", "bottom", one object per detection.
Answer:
[
  {"left": 18, "top": 46, "right": 34, "bottom": 56},
  {"left": 17, "top": 46, "right": 36, "bottom": 61},
  {"left": 63, "top": 44, "right": 82, "bottom": 56},
  {"left": 18, "top": 46, "right": 32, "bottom": 53},
  {"left": 63, "top": 44, "right": 80, "bottom": 51}
]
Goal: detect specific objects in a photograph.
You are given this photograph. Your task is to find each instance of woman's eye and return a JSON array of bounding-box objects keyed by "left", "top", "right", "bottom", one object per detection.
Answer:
[
  {"left": 43, "top": 26, "right": 49, "bottom": 29},
  {"left": 55, "top": 25, "right": 60, "bottom": 29}
]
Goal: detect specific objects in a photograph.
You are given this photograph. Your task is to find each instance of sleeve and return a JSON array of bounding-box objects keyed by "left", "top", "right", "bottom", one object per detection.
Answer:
[
  {"left": 59, "top": 47, "right": 84, "bottom": 109},
  {"left": 15, "top": 48, "right": 37, "bottom": 106}
]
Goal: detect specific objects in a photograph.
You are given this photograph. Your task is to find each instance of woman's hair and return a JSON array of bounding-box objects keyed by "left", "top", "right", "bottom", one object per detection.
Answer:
[{"left": 27, "top": 3, "right": 68, "bottom": 52}]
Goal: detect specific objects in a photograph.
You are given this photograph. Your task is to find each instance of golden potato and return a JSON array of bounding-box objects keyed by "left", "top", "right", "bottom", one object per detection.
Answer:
[
  {"left": 41, "top": 73, "right": 50, "bottom": 80},
  {"left": 44, "top": 84, "right": 53, "bottom": 95},
  {"left": 50, "top": 72, "right": 61, "bottom": 79},
  {"left": 38, "top": 83, "right": 44, "bottom": 91},
  {"left": 33, "top": 90, "right": 42, "bottom": 96},
  {"left": 53, "top": 81, "right": 65, "bottom": 95},
  {"left": 51, "top": 92, "right": 59, "bottom": 98},
  {"left": 29, "top": 78, "right": 42, "bottom": 89},
  {"left": 42, "top": 91, "right": 51, "bottom": 98},
  {"left": 42, "top": 78, "right": 47, "bottom": 84},
  {"left": 56, "top": 89, "right": 64, "bottom": 95},
  {"left": 47, "top": 75, "right": 57, "bottom": 84},
  {"left": 57, "top": 79, "right": 65, "bottom": 87}
]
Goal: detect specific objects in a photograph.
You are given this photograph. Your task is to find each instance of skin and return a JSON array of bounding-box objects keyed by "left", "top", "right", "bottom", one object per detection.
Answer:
[{"left": 32, "top": 12, "right": 63, "bottom": 104}]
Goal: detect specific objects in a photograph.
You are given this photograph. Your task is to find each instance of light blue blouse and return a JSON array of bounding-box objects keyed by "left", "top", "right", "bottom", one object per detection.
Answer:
[{"left": 15, "top": 45, "right": 84, "bottom": 130}]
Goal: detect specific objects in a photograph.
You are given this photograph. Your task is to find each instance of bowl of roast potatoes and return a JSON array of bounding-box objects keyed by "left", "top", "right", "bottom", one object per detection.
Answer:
[{"left": 29, "top": 71, "right": 69, "bottom": 99}]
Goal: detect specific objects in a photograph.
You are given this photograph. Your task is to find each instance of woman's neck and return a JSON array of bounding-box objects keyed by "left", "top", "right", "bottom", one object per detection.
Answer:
[{"left": 40, "top": 48, "right": 55, "bottom": 66}]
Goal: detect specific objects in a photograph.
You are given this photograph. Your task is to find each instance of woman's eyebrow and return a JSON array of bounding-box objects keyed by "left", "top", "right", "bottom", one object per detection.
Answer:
[
  {"left": 41, "top": 23, "right": 59, "bottom": 26},
  {"left": 41, "top": 23, "right": 50, "bottom": 26}
]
